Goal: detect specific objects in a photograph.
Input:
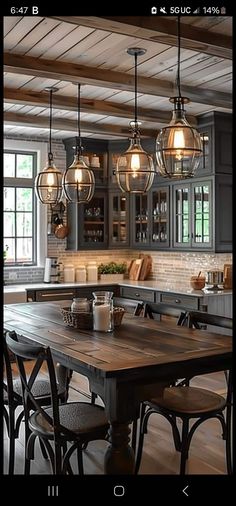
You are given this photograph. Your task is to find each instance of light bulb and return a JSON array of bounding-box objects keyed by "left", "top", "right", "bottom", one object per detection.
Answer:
[
  {"left": 131, "top": 154, "right": 140, "bottom": 172},
  {"left": 75, "top": 168, "right": 82, "bottom": 183},
  {"left": 46, "top": 172, "right": 54, "bottom": 194},
  {"left": 174, "top": 129, "right": 185, "bottom": 160}
]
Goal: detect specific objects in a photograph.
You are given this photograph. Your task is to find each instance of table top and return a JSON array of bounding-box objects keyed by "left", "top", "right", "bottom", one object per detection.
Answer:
[{"left": 4, "top": 302, "right": 232, "bottom": 382}]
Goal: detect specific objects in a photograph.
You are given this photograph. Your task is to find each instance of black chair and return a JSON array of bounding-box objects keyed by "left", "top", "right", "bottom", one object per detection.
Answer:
[
  {"left": 113, "top": 297, "right": 144, "bottom": 316},
  {"left": 3, "top": 331, "right": 69, "bottom": 474},
  {"left": 6, "top": 332, "right": 109, "bottom": 475},
  {"left": 131, "top": 303, "right": 188, "bottom": 455},
  {"left": 135, "top": 311, "right": 232, "bottom": 475}
]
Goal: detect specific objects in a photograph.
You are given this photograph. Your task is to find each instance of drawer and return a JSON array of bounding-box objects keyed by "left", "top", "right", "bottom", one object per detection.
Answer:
[
  {"left": 35, "top": 289, "right": 76, "bottom": 301},
  {"left": 76, "top": 285, "right": 119, "bottom": 299},
  {"left": 121, "top": 287, "right": 155, "bottom": 302},
  {"left": 160, "top": 293, "right": 199, "bottom": 310}
]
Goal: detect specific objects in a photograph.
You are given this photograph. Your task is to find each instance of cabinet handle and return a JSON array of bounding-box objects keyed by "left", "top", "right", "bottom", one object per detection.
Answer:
[
  {"left": 135, "top": 293, "right": 140, "bottom": 297},
  {"left": 40, "top": 292, "right": 74, "bottom": 297},
  {"left": 175, "top": 299, "right": 181, "bottom": 304}
]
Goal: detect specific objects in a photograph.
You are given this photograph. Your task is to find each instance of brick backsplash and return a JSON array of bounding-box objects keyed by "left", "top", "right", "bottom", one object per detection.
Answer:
[{"left": 4, "top": 135, "right": 232, "bottom": 286}]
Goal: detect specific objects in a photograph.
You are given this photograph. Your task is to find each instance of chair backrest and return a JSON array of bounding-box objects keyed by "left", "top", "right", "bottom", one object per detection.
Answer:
[
  {"left": 187, "top": 311, "right": 232, "bottom": 332},
  {"left": 5, "top": 331, "right": 71, "bottom": 438},
  {"left": 113, "top": 297, "right": 144, "bottom": 316},
  {"left": 144, "top": 302, "right": 187, "bottom": 326}
]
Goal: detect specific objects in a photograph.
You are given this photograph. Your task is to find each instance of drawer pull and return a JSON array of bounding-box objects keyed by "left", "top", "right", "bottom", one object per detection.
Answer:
[
  {"left": 40, "top": 292, "right": 74, "bottom": 297},
  {"left": 135, "top": 293, "right": 140, "bottom": 297},
  {"left": 175, "top": 299, "right": 181, "bottom": 304}
]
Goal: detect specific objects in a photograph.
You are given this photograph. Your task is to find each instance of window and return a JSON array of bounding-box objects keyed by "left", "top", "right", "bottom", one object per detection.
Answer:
[{"left": 4, "top": 150, "right": 37, "bottom": 265}]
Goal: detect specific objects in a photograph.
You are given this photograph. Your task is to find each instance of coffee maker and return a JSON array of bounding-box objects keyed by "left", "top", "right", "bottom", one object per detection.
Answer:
[{"left": 44, "top": 257, "right": 60, "bottom": 283}]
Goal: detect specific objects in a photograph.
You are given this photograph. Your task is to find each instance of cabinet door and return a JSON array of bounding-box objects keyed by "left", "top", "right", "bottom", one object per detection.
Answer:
[
  {"left": 192, "top": 181, "right": 212, "bottom": 248},
  {"left": 197, "top": 125, "right": 212, "bottom": 175},
  {"left": 132, "top": 194, "right": 149, "bottom": 248},
  {"left": 83, "top": 151, "right": 108, "bottom": 185},
  {"left": 109, "top": 192, "right": 130, "bottom": 248},
  {"left": 81, "top": 192, "right": 108, "bottom": 249},
  {"left": 173, "top": 184, "right": 191, "bottom": 248},
  {"left": 151, "top": 187, "right": 170, "bottom": 248}
]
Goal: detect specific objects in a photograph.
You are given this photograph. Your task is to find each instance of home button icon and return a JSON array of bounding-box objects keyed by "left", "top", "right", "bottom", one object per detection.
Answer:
[{"left": 114, "top": 485, "right": 125, "bottom": 497}]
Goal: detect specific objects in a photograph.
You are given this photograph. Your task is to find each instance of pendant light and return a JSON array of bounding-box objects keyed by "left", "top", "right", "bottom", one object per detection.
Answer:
[
  {"left": 156, "top": 17, "right": 202, "bottom": 179},
  {"left": 116, "top": 48, "right": 155, "bottom": 193},
  {"left": 62, "top": 84, "right": 95, "bottom": 203},
  {"left": 35, "top": 87, "right": 62, "bottom": 204}
]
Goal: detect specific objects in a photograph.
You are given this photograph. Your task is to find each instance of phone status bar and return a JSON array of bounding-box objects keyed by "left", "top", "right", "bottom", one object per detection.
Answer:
[{"left": 150, "top": 6, "right": 229, "bottom": 15}]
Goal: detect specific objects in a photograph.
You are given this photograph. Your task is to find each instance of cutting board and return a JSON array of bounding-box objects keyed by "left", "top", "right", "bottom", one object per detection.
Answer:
[
  {"left": 139, "top": 254, "right": 152, "bottom": 280},
  {"left": 129, "top": 258, "right": 143, "bottom": 280}
]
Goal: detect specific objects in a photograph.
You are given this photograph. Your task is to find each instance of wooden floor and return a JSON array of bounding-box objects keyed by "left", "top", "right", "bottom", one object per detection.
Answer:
[{"left": 3, "top": 366, "right": 228, "bottom": 475}]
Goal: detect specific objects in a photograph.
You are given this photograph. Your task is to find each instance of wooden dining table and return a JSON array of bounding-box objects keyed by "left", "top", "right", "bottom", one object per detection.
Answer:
[{"left": 4, "top": 301, "right": 232, "bottom": 475}]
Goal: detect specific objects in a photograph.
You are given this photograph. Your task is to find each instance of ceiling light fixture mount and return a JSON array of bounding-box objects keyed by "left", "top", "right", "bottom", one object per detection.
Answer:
[
  {"left": 62, "top": 83, "right": 95, "bottom": 203},
  {"left": 115, "top": 47, "right": 155, "bottom": 194},
  {"left": 156, "top": 17, "right": 203, "bottom": 179},
  {"left": 35, "top": 87, "right": 63, "bottom": 204}
]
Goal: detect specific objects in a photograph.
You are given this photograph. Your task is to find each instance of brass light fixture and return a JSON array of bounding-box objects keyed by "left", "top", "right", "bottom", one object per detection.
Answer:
[
  {"left": 156, "top": 17, "right": 202, "bottom": 179},
  {"left": 35, "top": 87, "right": 62, "bottom": 204},
  {"left": 116, "top": 48, "right": 155, "bottom": 193},
  {"left": 62, "top": 84, "right": 95, "bottom": 203}
]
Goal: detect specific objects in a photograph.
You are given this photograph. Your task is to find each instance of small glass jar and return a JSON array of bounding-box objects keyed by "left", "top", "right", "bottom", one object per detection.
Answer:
[
  {"left": 87, "top": 261, "right": 98, "bottom": 282},
  {"left": 71, "top": 297, "right": 90, "bottom": 313},
  {"left": 75, "top": 265, "right": 86, "bottom": 283},
  {"left": 64, "top": 264, "right": 75, "bottom": 283},
  {"left": 92, "top": 291, "right": 114, "bottom": 332}
]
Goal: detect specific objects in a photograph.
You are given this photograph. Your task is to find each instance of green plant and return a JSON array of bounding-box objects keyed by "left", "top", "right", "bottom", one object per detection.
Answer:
[
  {"left": 98, "top": 261, "right": 126, "bottom": 274},
  {"left": 3, "top": 245, "right": 9, "bottom": 260}
]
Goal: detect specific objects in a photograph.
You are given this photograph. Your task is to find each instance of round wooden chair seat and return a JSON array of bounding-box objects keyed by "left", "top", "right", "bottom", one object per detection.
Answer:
[{"left": 149, "top": 387, "right": 226, "bottom": 415}]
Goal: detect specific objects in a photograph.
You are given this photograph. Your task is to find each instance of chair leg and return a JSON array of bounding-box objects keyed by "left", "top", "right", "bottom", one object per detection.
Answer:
[
  {"left": 91, "top": 392, "right": 97, "bottom": 404},
  {"left": 8, "top": 408, "right": 16, "bottom": 475},
  {"left": 77, "top": 446, "right": 84, "bottom": 475},
  {"left": 180, "top": 418, "right": 189, "bottom": 475},
  {"left": 134, "top": 403, "right": 147, "bottom": 474},
  {"left": 131, "top": 419, "right": 138, "bottom": 453},
  {"left": 39, "top": 437, "right": 49, "bottom": 460}
]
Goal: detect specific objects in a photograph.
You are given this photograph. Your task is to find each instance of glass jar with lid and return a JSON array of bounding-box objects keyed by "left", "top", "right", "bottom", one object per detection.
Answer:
[
  {"left": 63, "top": 264, "right": 75, "bottom": 282},
  {"left": 71, "top": 298, "right": 90, "bottom": 313},
  {"left": 75, "top": 265, "right": 86, "bottom": 283},
  {"left": 87, "top": 261, "right": 98, "bottom": 282},
  {"left": 92, "top": 291, "right": 114, "bottom": 332}
]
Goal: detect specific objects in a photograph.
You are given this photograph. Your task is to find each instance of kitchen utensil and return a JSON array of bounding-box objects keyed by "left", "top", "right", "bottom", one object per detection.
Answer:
[
  {"left": 206, "top": 270, "right": 224, "bottom": 290},
  {"left": 190, "top": 275, "right": 205, "bottom": 290},
  {"left": 54, "top": 222, "right": 69, "bottom": 239}
]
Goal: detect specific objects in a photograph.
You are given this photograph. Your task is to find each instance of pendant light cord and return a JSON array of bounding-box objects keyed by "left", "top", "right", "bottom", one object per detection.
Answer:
[
  {"left": 77, "top": 83, "right": 82, "bottom": 155},
  {"left": 48, "top": 89, "right": 53, "bottom": 161},
  {"left": 176, "top": 16, "right": 182, "bottom": 98}
]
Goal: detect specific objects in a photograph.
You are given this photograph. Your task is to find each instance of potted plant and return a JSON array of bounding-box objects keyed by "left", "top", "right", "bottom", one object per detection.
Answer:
[{"left": 98, "top": 261, "right": 127, "bottom": 282}]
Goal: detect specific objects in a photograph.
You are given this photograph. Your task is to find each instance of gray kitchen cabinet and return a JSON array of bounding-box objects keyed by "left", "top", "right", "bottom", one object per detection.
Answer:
[
  {"left": 67, "top": 191, "right": 108, "bottom": 250},
  {"left": 120, "top": 286, "right": 155, "bottom": 302},
  {"left": 26, "top": 284, "right": 119, "bottom": 302},
  {"left": 197, "top": 111, "right": 232, "bottom": 176},
  {"left": 173, "top": 179, "right": 213, "bottom": 249},
  {"left": 109, "top": 191, "right": 130, "bottom": 248},
  {"left": 131, "top": 185, "right": 170, "bottom": 249}
]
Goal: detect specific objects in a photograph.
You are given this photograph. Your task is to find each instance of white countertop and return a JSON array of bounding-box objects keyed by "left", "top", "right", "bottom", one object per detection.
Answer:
[{"left": 3, "top": 279, "right": 232, "bottom": 297}]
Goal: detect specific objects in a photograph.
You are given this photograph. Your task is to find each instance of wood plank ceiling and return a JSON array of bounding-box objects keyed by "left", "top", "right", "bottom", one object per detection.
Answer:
[{"left": 3, "top": 15, "right": 232, "bottom": 140}]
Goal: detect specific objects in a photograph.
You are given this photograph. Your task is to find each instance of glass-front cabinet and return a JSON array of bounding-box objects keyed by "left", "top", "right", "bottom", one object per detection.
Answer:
[
  {"left": 151, "top": 187, "right": 169, "bottom": 247},
  {"left": 131, "top": 186, "right": 170, "bottom": 249},
  {"left": 197, "top": 125, "right": 212, "bottom": 175},
  {"left": 66, "top": 191, "right": 108, "bottom": 250},
  {"left": 173, "top": 180, "right": 212, "bottom": 249},
  {"left": 109, "top": 192, "right": 130, "bottom": 247},
  {"left": 83, "top": 151, "right": 107, "bottom": 185}
]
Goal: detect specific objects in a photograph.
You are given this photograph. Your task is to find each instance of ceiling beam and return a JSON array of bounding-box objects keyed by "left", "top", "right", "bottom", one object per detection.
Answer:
[
  {"left": 4, "top": 111, "right": 158, "bottom": 138},
  {"left": 4, "top": 87, "right": 197, "bottom": 126},
  {"left": 4, "top": 53, "right": 232, "bottom": 109},
  {"left": 50, "top": 16, "right": 232, "bottom": 60}
]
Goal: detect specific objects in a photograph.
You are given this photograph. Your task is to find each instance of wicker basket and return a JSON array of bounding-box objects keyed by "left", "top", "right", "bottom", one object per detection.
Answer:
[
  {"left": 60, "top": 307, "right": 93, "bottom": 330},
  {"left": 113, "top": 306, "right": 125, "bottom": 327},
  {"left": 61, "top": 305, "right": 125, "bottom": 330}
]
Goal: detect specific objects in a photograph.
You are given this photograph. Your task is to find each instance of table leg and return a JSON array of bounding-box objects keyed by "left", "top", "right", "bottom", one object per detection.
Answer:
[{"left": 104, "top": 421, "right": 135, "bottom": 474}]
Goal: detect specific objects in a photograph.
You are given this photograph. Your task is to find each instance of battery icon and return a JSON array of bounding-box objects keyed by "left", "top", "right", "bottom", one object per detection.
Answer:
[{"left": 220, "top": 6, "right": 226, "bottom": 14}]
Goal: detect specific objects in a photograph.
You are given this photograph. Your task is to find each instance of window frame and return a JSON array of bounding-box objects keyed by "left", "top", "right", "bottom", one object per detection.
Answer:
[{"left": 3, "top": 139, "right": 48, "bottom": 269}]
